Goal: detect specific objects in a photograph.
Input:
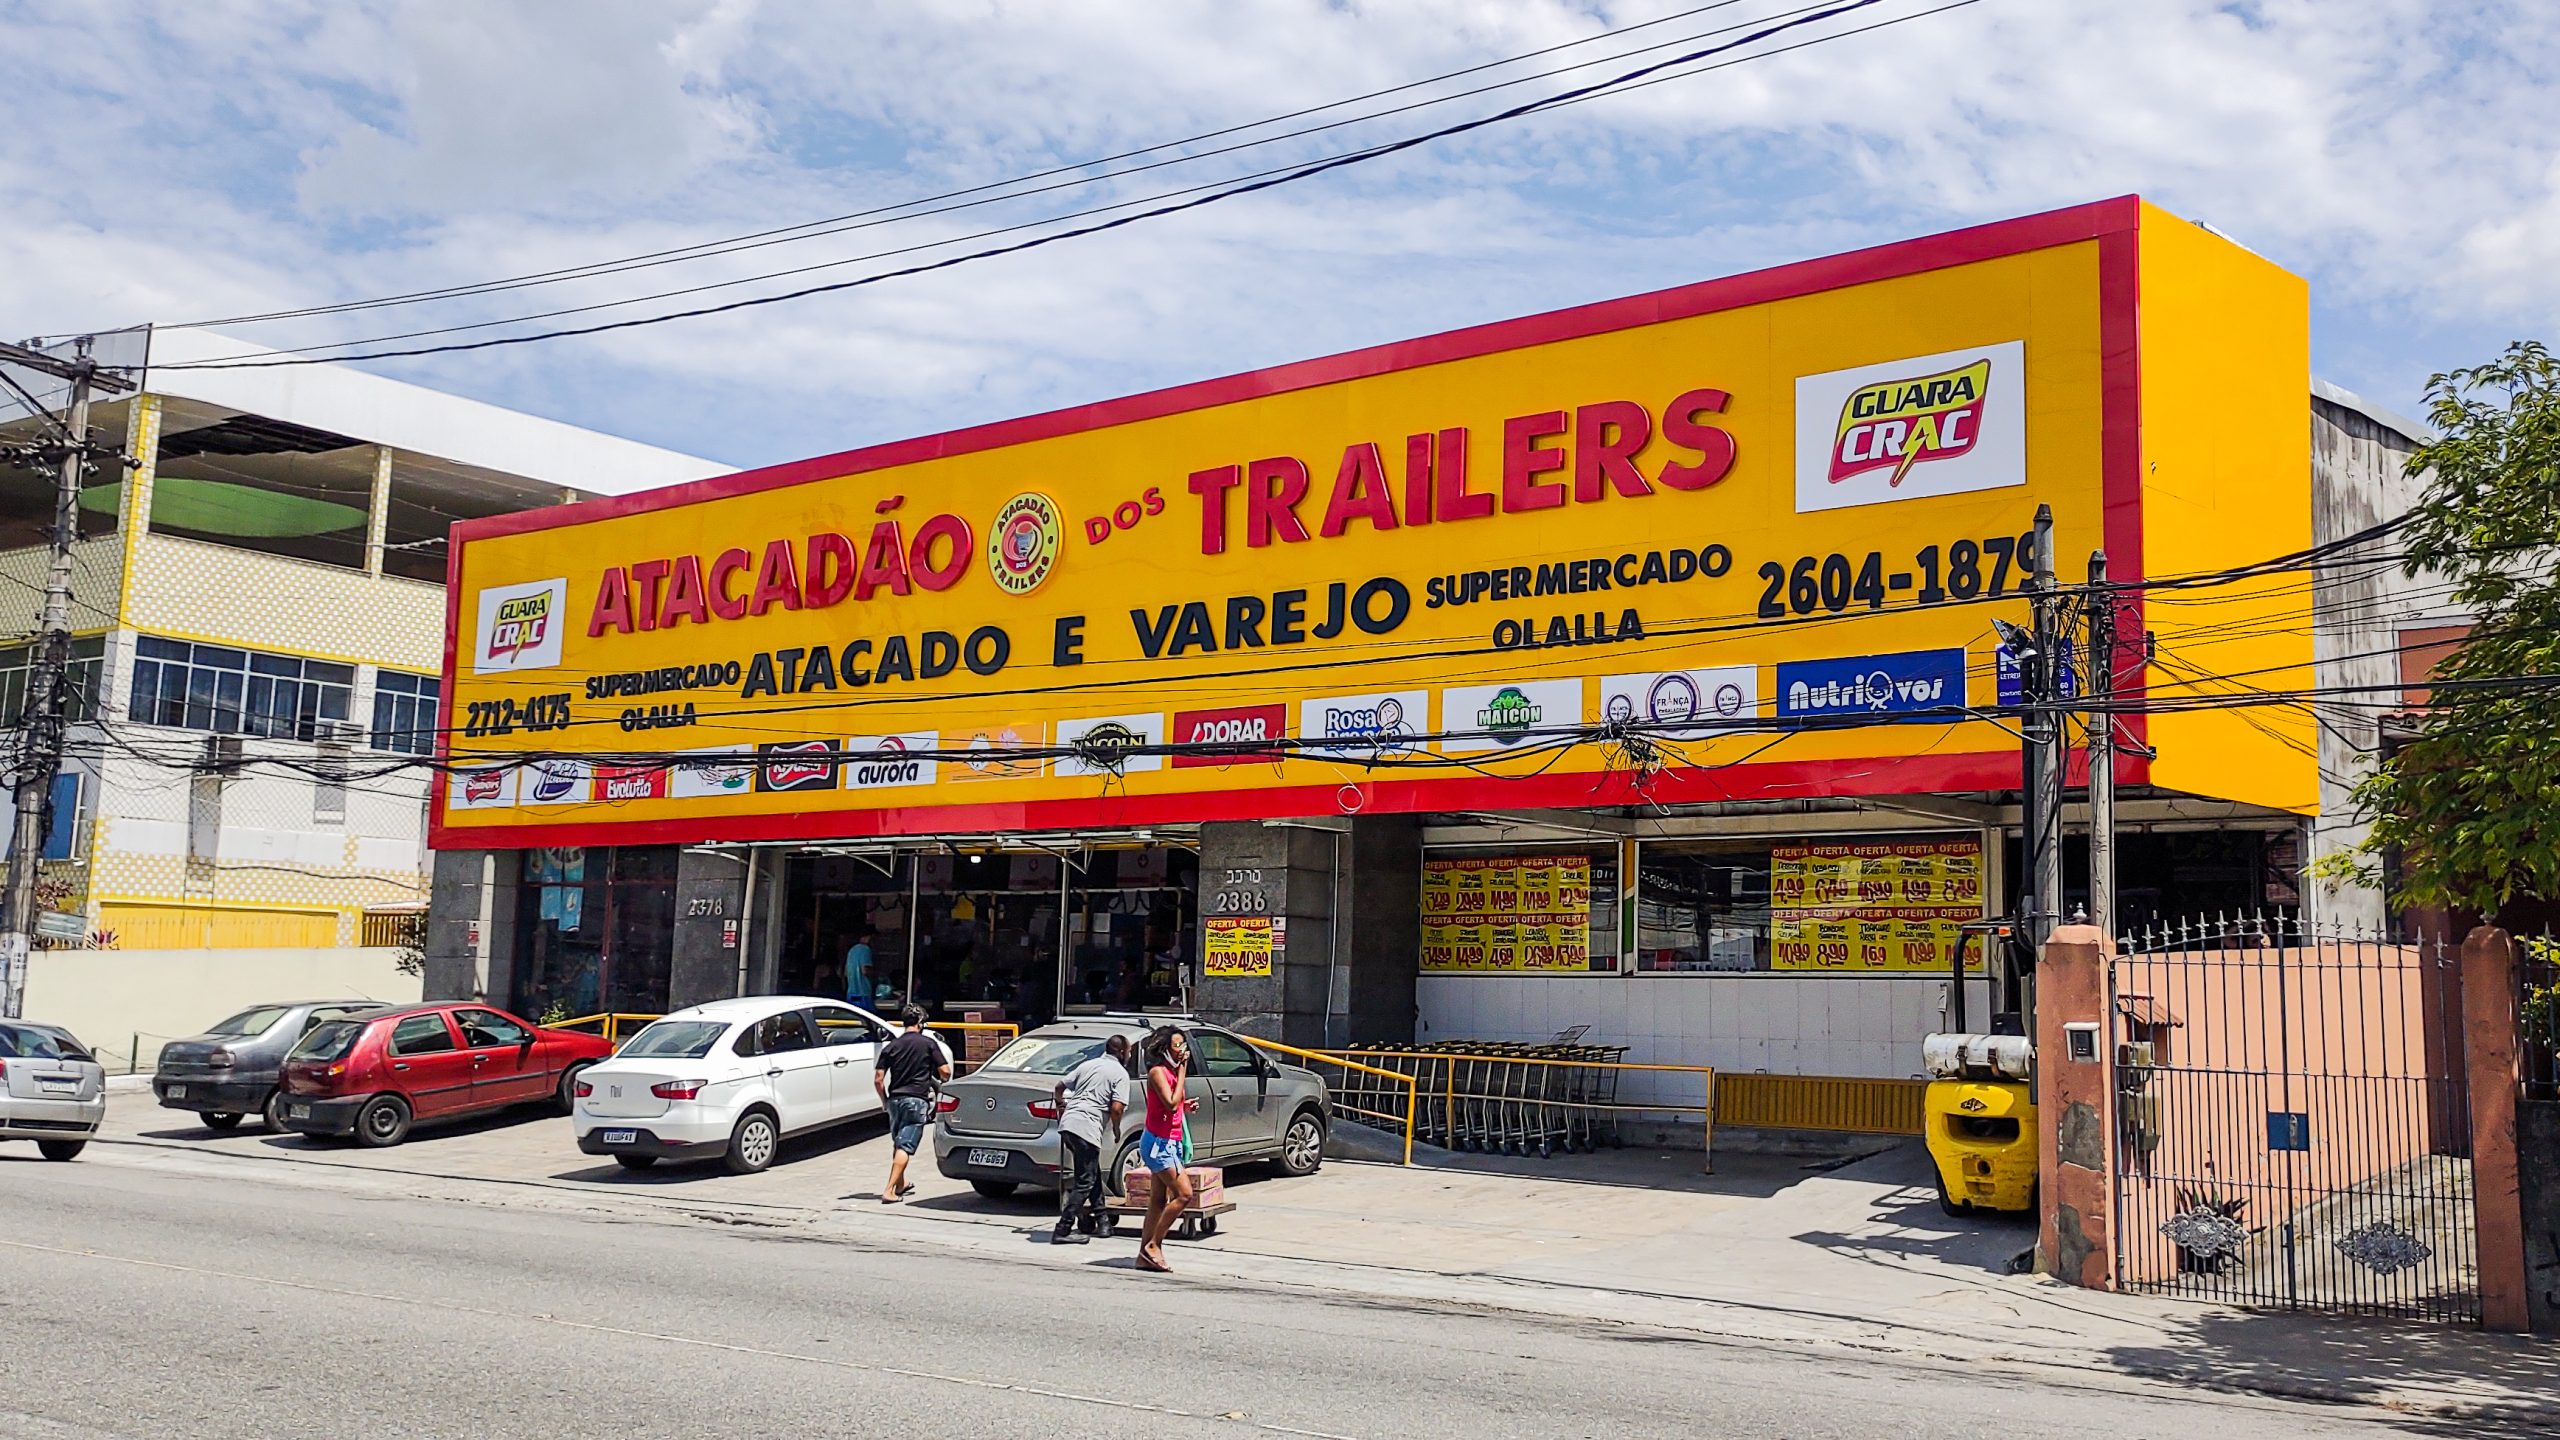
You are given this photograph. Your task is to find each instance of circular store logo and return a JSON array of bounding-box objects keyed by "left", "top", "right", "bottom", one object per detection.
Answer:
[
  {"left": 1645, "top": 673, "right": 1701, "bottom": 725},
  {"left": 986, "top": 492, "right": 1063, "bottom": 596}
]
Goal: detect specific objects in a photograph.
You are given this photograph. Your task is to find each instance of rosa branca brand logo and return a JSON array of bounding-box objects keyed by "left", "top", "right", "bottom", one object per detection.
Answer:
[
  {"left": 1440, "top": 679, "right": 1580, "bottom": 755},
  {"left": 1793, "top": 341, "right": 2025, "bottom": 514},
  {"left": 473, "top": 577, "right": 567, "bottom": 674},
  {"left": 1298, "top": 689, "right": 1427, "bottom": 758}
]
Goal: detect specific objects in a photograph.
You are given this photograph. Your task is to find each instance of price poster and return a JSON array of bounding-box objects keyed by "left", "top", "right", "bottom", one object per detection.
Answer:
[
  {"left": 1420, "top": 855, "right": 1597, "bottom": 972},
  {"left": 1768, "top": 839, "right": 1984, "bottom": 974},
  {"left": 1204, "top": 916, "right": 1275, "bottom": 979}
]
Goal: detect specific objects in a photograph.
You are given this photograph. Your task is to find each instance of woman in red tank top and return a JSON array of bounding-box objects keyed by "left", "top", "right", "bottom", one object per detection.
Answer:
[{"left": 1136, "top": 1026, "right": 1197, "bottom": 1272}]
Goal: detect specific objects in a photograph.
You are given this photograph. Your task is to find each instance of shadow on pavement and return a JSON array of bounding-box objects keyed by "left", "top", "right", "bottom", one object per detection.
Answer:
[
  {"left": 2105, "top": 1306, "right": 2560, "bottom": 1434},
  {"left": 550, "top": 1114, "right": 889, "bottom": 1185}
]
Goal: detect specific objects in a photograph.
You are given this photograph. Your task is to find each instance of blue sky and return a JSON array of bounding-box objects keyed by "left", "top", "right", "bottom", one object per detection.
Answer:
[{"left": 2, "top": 0, "right": 2551, "bottom": 469}]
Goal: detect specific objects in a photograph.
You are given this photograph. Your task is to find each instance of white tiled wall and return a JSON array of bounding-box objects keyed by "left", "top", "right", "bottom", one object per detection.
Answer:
[{"left": 1415, "top": 973, "right": 1994, "bottom": 1107}]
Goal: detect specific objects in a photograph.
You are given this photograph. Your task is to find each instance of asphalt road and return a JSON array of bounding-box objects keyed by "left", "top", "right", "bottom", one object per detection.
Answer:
[{"left": 0, "top": 1152, "right": 2431, "bottom": 1440}]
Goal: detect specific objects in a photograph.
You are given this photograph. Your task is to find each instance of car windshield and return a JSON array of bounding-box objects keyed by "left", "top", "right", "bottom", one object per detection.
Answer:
[
  {"left": 0, "top": 1024, "right": 89, "bottom": 1061},
  {"left": 291, "top": 1019, "right": 367, "bottom": 1062},
  {"left": 207, "top": 1005, "right": 292, "bottom": 1037},
  {"left": 617, "top": 1020, "right": 729, "bottom": 1059},
  {"left": 982, "top": 1034, "right": 1109, "bottom": 1076}
]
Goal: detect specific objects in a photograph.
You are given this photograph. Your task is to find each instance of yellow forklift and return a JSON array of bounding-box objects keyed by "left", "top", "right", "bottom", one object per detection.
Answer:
[{"left": 1923, "top": 920, "right": 2038, "bottom": 1215}]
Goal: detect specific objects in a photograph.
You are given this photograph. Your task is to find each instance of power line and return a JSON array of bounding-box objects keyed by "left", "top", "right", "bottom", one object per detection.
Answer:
[{"left": 160, "top": 0, "right": 1984, "bottom": 372}]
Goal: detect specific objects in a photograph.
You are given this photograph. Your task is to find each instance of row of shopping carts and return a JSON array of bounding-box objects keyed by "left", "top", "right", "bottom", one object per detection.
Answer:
[{"left": 1327, "top": 1030, "right": 1634, "bottom": 1156}]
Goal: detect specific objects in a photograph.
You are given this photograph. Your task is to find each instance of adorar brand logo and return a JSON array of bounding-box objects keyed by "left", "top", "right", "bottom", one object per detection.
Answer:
[
  {"left": 1171, "top": 704, "right": 1286, "bottom": 768},
  {"left": 1776, "top": 648, "right": 1969, "bottom": 720},
  {"left": 845, "top": 733, "right": 938, "bottom": 791},
  {"left": 473, "top": 578, "right": 568, "bottom": 674},
  {"left": 1794, "top": 342, "right": 2024, "bottom": 515},
  {"left": 985, "top": 492, "right": 1063, "bottom": 596},
  {"left": 757, "top": 740, "right": 839, "bottom": 793}
]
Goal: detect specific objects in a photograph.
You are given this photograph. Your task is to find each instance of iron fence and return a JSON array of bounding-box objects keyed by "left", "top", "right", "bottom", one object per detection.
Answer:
[{"left": 2520, "top": 931, "right": 2558, "bottom": 1103}]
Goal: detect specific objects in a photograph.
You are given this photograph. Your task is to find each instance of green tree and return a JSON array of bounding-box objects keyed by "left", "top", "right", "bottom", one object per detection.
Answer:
[{"left": 2334, "top": 341, "right": 2560, "bottom": 913}]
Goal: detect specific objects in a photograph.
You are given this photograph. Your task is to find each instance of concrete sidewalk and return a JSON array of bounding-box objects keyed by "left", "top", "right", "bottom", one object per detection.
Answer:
[{"left": 76, "top": 1092, "right": 2560, "bottom": 1428}]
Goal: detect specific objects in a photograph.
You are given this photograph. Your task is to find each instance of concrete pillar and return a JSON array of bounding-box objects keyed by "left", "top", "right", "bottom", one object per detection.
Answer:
[
  {"left": 1193, "top": 815, "right": 1421, "bottom": 1048},
  {"left": 2460, "top": 926, "right": 2530, "bottom": 1333},
  {"left": 668, "top": 848, "right": 757, "bottom": 1010},
  {"left": 2035, "top": 923, "right": 2117, "bottom": 1289},
  {"left": 426, "top": 849, "right": 515, "bottom": 1003},
  {"left": 364, "top": 445, "right": 393, "bottom": 577}
]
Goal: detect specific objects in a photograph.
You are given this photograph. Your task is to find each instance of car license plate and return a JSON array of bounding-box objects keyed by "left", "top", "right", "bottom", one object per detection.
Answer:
[
  {"left": 39, "top": 1075, "right": 75, "bottom": 1092},
  {"left": 289, "top": 1104, "right": 312, "bottom": 1120},
  {"left": 602, "top": 1129, "right": 638, "bottom": 1145},
  {"left": 967, "top": 1148, "right": 1010, "bottom": 1169},
  {"left": 165, "top": 1083, "right": 186, "bottom": 1099}
]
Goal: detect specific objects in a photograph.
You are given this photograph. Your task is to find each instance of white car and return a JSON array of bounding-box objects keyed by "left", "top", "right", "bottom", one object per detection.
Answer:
[
  {"left": 571, "top": 996, "right": 926, "bottom": 1175},
  {"left": 1, "top": 1021, "right": 108, "bottom": 1161}
]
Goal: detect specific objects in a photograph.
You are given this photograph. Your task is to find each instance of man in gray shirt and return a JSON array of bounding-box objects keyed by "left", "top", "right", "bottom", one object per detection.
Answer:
[{"left": 1051, "top": 1034, "right": 1132, "bottom": 1244}]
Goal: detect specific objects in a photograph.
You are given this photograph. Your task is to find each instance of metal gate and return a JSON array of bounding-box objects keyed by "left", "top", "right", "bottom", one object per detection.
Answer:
[{"left": 2109, "top": 915, "right": 2480, "bottom": 1322}]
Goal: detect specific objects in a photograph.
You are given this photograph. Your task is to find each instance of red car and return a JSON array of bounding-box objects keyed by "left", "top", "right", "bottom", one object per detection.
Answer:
[{"left": 277, "top": 1003, "right": 612, "bottom": 1147}]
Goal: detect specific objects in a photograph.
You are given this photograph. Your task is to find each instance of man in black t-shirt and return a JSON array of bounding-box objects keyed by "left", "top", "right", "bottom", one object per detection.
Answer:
[{"left": 873, "top": 1005, "right": 950, "bottom": 1204}]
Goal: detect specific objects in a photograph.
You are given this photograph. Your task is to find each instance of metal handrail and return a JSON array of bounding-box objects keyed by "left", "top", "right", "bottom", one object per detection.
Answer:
[
  {"left": 1241, "top": 1036, "right": 1420, "bottom": 1165},
  {"left": 1308, "top": 1047, "right": 1719, "bottom": 1169},
  {"left": 548, "top": 1012, "right": 663, "bottom": 1044}
]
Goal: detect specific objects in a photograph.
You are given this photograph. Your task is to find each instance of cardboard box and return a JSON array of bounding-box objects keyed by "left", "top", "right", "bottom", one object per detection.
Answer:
[{"left": 1121, "top": 1164, "right": 1223, "bottom": 1209}]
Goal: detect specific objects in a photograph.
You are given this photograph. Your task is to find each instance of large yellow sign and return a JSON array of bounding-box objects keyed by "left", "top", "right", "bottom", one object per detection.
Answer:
[{"left": 438, "top": 200, "right": 2312, "bottom": 845}]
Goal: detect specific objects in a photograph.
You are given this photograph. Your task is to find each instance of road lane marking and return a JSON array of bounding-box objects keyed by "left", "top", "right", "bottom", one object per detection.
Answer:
[{"left": 0, "top": 1237, "right": 1358, "bottom": 1440}]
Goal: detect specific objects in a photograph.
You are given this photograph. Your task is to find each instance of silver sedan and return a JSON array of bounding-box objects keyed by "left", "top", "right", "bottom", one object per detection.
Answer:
[{"left": 0, "top": 1021, "right": 107, "bottom": 1161}]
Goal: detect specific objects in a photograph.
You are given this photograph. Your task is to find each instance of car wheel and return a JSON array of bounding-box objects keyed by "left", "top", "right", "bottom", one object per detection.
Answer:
[
  {"left": 613, "top": 1153, "right": 659, "bottom": 1172},
  {"left": 724, "top": 1110, "right": 778, "bottom": 1175},
  {"left": 971, "top": 1180, "right": 1018, "bottom": 1199},
  {"left": 1105, "top": 1135, "right": 1141, "bottom": 1198},
  {"left": 263, "top": 1090, "right": 290, "bottom": 1132},
  {"left": 355, "top": 1094, "right": 412, "bottom": 1148},
  {"left": 37, "top": 1139, "right": 86, "bottom": 1162},
  {"left": 200, "top": 1111, "right": 243, "bottom": 1131},
  {"left": 1278, "top": 1108, "right": 1326, "bottom": 1177},
  {"left": 555, "top": 1062, "right": 593, "bottom": 1115}
]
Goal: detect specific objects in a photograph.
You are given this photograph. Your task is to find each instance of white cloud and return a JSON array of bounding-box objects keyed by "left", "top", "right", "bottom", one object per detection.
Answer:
[{"left": 0, "top": 0, "right": 2552, "bottom": 463}]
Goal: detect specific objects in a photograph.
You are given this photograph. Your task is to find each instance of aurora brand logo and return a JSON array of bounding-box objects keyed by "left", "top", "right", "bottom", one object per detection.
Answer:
[
  {"left": 1056, "top": 712, "right": 1164, "bottom": 777},
  {"left": 756, "top": 740, "right": 839, "bottom": 792},
  {"left": 1171, "top": 704, "right": 1286, "bottom": 768},
  {"left": 473, "top": 578, "right": 567, "bottom": 674},
  {"left": 1439, "top": 678, "right": 1578, "bottom": 755},
  {"left": 1776, "top": 648, "right": 1969, "bottom": 720},
  {"left": 843, "top": 733, "right": 938, "bottom": 791},
  {"left": 593, "top": 764, "right": 670, "bottom": 802},
  {"left": 1794, "top": 342, "right": 2025, "bottom": 514},
  {"left": 1600, "top": 666, "right": 1757, "bottom": 736}
]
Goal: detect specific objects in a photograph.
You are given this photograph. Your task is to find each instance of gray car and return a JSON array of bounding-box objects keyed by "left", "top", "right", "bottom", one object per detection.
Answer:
[
  {"left": 0, "top": 1021, "right": 106, "bottom": 1161},
  {"left": 932, "top": 1016, "right": 1328, "bottom": 1199},
  {"left": 153, "top": 1000, "right": 390, "bottom": 1131}
]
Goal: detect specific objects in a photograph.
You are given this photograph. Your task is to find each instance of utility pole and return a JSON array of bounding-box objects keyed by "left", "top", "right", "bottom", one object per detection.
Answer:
[
  {"left": 0, "top": 336, "right": 132, "bottom": 1019},
  {"left": 2024, "top": 504, "right": 2064, "bottom": 949},
  {"left": 2085, "top": 549, "right": 2116, "bottom": 940}
]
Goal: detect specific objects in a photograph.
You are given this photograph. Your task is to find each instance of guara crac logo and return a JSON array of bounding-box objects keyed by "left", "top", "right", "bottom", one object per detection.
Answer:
[
  {"left": 985, "top": 492, "right": 1063, "bottom": 596},
  {"left": 474, "top": 578, "right": 567, "bottom": 674},
  {"left": 1793, "top": 342, "right": 2025, "bottom": 515}
]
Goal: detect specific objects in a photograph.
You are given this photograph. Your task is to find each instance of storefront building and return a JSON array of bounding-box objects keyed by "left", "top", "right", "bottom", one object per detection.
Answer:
[{"left": 424, "top": 197, "right": 2337, "bottom": 1114}]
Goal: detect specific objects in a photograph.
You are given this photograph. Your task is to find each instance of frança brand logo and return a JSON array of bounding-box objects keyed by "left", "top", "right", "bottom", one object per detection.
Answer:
[
  {"left": 1793, "top": 342, "right": 2024, "bottom": 515},
  {"left": 473, "top": 578, "right": 567, "bottom": 674},
  {"left": 1600, "top": 667, "right": 1756, "bottom": 737},
  {"left": 986, "top": 492, "right": 1063, "bottom": 596}
]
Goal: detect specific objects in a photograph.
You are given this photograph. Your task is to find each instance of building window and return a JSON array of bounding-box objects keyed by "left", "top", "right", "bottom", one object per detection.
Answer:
[
  {"left": 130, "top": 637, "right": 353, "bottom": 740},
  {"left": 371, "top": 670, "right": 440, "bottom": 754},
  {"left": 0, "top": 636, "right": 106, "bottom": 725},
  {"left": 513, "top": 846, "right": 679, "bottom": 1021}
]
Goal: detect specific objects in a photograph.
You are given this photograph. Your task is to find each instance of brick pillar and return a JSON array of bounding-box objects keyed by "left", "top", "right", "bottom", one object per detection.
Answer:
[
  {"left": 2460, "top": 925, "right": 2530, "bottom": 1333},
  {"left": 2036, "top": 923, "right": 2117, "bottom": 1289}
]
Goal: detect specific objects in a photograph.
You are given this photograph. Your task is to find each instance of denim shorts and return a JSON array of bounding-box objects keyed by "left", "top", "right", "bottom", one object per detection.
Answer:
[
  {"left": 888, "top": 1095, "right": 930, "bottom": 1154},
  {"left": 1139, "top": 1132, "right": 1185, "bottom": 1173}
]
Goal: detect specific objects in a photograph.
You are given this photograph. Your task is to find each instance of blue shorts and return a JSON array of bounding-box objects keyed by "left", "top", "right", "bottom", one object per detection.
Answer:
[
  {"left": 1139, "top": 1132, "right": 1185, "bottom": 1173},
  {"left": 888, "top": 1095, "right": 930, "bottom": 1154}
]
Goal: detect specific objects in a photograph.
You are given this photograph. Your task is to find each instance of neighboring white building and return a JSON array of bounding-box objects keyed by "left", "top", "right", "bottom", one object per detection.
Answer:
[{"left": 0, "top": 327, "right": 723, "bottom": 950}]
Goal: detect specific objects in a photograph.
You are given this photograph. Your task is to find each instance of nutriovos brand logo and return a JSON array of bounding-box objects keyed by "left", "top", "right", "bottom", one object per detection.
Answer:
[
  {"left": 986, "top": 492, "right": 1063, "bottom": 596},
  {"left": 844, "top": 733, "right": 938, "bottom": 791},
  {"left": 1776, "top": 648, "right": 1969, "bottom": 719},
  {"left": 473, "top": 578, "right": 567, "bottom": 674},
  {"left": 1600, "top": 666, "right": 1757, "bottom": 736},
  {"left": 757, "top": 740, "right": 839, "bottom": 792},
  {"left": 1794, "top": 342, "right": 2025, "bottom": 514}
]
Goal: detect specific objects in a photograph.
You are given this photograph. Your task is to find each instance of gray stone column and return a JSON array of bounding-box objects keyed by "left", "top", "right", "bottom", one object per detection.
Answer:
[
  {"left": 426, "top": 848, "right": 516, "bottom": 1003},
  {"left": 1192, "top": 815, "right": 1420, "bottom": 1048},
  {"left": 668, "top": 848, "right": 757, "bottom": 1010}
]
